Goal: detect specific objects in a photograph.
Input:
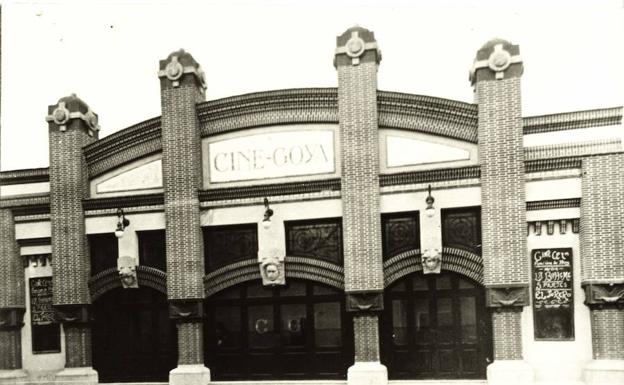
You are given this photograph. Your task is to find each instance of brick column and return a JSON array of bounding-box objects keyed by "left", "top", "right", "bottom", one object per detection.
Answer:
[
  {"left": 158, "top": 49, "right": 210, "bottom": 385},
  {"left": 580, "top": 154, "right": 624, "bottom": 384},
  {"left": 0, "top": 209, "right": 28, "bottom": 383},
  {"left": 334, "top": 26, "right": 387, "bottom": 385},
  {"left": 46, "top": 94, "right": 99, "bottom": 385},
  {"left": 470, "top": 39, "right": 533, "bottom": 384}
]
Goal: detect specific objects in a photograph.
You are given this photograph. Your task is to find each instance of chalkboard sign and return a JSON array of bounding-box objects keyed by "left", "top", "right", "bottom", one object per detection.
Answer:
[
  {"left": 531, "top": 248, "right": 574, "bottom": 340},
  {"left": 29, "top": 276, "right": 60, "bottom": 353},
  {"left": 30, "top": 277, "right": 55, "bottom": 325}
]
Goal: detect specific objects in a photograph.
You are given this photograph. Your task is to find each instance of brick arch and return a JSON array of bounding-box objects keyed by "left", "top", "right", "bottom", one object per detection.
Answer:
[
  {"left": 88, "top": 265, "right": 167, "bottom": 301},
  {"left": 383, "top": 247, "right": 483, "bottom": 288},
  {"left": 203, "top": 257, "right": 344, "bottom": 298}
]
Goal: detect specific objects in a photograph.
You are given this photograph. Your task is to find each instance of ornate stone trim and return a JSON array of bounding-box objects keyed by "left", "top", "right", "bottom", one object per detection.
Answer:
[
  {"left": 345, "top": 291, "right": 384, "bottom": 312},
  {"left": 82, "top": 193, "right": 164, "bottom": 211},
  {"left": 528, "top": 219, "right": 579, "bottom": 235},
  {"left": 168, "top": 299, "right": 203, "bottom": 322},
  {"left": 380, "top": 166, "right": 480, "bottom": 187},
  {"left": 22, "top": 254, "right": 51, "bottom": 268},
  {"left": 204, "top": 257, "right": 344, "bottom": 297},
  {"left": 526, "top": 198, "right": 581, "bottom": 211},
  {"left": 0, "top": 168, "right": 49, "bottom": 185},
  {"left": 523, "top": 107, "right": 622, "bottom": 135},
  {"left": 0, "top": 307, "right": 26, "bottom": 330},
  {"left": 200, "top": 179, "right": 341, "bottom": 202},
  {"left": 583, "top": 282, "right": 624, "bottom": 309},
  {"left": 88, "top": 265, "right": 167, "bottom": 301},
  {"left": 383, "top": 247, "right": 483, "bottom": 287},
  {"left": 485, "top": 285, "right": 530, "bottom": 309}
]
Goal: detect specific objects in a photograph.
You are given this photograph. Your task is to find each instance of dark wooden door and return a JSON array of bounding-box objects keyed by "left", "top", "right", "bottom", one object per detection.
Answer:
[
  {"left": 381, "top": 272, "right": 492, "bottom": 379},
  {"left": 205, "top": 280, "right": 353, "bottom": 380},
  {"left": 92, "top": 287, "right": 177, "bottom": 383}
]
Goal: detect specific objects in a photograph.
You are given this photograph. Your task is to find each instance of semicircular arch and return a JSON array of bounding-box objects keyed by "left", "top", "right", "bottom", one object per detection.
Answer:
[{"left": 89, "top": 265, "right": 167, "bottom": 302}]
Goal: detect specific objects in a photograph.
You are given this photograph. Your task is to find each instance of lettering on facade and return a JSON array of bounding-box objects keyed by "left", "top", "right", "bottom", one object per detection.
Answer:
[
  {"left": 205, "top": 130, "right": 335, "bottom": 183},
  {"left": 531, "top": 248, "right": 574, "bottom": 340},
  {"left": 29, "top": 277, "right": 55, "bottom": 325}
]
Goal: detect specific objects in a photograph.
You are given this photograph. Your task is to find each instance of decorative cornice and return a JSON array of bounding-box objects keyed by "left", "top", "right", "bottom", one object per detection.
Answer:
[
  {"left": 0, "top": 168, "right": 50, "bottom": 185},
  {"left": 525, "top": 157, "right": 583, "bottom": 173},
  {"left": 526, "top": 198, "right": 581, "bottom": 211},
  {"left": 82, "top": 193, "right": 164, "bottom": 211},
  {"left": 0, "top": 195, "right": 50, "bottom": 217},
  {"left": 525, "top": 139, "right": 622, "bottom": 161},
  {"left": 378, "top": 91, "right": 478, "bottom": 143},
  {"left": 200, "top": 179, "right": 341, "bottom": 202},
  {"left": 380, "top": 166, "right": 480, "bottom": 187},
  {"left": 523, "top": 107, "right": 623, "bottom": 135}
]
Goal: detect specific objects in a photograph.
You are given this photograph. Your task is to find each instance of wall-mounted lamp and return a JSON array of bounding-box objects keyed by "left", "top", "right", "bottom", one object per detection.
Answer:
[
  {"left": 425, "top": 185, "right": 435, "bottom": 218},
  {"left": 115, "top": 208, "right": 131, "bottom": 238},
  {"left": 262, "top": 198, "right": 274, "bottom": 229}
]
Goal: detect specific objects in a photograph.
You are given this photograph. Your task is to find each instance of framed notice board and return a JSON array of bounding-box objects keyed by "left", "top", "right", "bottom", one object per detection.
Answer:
[
  {"left": 29, "top": 276, "right": 60, "bottom": 353},
  {"left": 531, "top": 248, "right": 574, "bottom": 340}
]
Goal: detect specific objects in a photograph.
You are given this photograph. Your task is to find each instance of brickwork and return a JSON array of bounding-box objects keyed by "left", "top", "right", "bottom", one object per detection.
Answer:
[
  {"left": 64, "top": 326, "right": 92, "bottom": 367},
  {"left": 581, "top": 153, "right": 624, "bottom": 282},
  {"left": 492, "top": 310, "right": 523, "bottom": 360},
  {"left": 335, "top": 27, "right": 384, "bottom": 293},
  {"left": 0, "top": 330, "right": 22, "bottom": 370},
  {"left": 590, "top": 308, "right": 624, "bottom": 360},
  {"left": 353, "top": 315, "right": 380, "bottom": 362},
  {"left": 0, "top": 209, "right": 24, "bottom": 308},
  {"left": 159, "top": 49, "right": 207, "bottom": 369},
  {"left": 177, "top": 322, "right": 203, "bottom": 365}
]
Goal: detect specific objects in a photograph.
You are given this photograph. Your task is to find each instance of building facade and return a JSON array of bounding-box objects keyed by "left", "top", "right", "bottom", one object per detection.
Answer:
[{"left": 1, "top": 26, "right": 623, "bottom": 385}]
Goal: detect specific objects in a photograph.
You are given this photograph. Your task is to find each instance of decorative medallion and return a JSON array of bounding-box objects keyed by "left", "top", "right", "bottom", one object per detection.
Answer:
[
  {"left": 165, "top": 56, "right": 184, "bottom": 84},
  {"left": 259, "top": 249, "right": 285, "bottom": 286},
  {"left": 334, "top": 29, "right": 381, "bottom": 66},
  {"left": 117, "top": 256, "right": 139, "bottom": 289},
  {"left": 421, "top": 248, "right": 442, "bottom": 274}
]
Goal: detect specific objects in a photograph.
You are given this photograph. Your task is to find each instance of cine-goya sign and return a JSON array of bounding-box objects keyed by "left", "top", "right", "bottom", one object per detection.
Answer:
[
  {"left": 30, "top": 277, "right": 55, "bottom": 325},
  {"left": 531, "top": 248, "right": 574, "bottom": 340},
  {"left": 204, "top": 127, "right": 336, "bottom": 184}
]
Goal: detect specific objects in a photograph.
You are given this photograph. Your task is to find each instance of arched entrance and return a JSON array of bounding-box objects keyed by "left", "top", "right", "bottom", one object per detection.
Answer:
[
  {"left": 204, "top": 279, "right": 353, "bottom": 380},
  {"left": 92, "top": 287, "right": 177, "bottom": 382},
  {"left": 381, "top": 271, "right": 492, "bottom": 379}
]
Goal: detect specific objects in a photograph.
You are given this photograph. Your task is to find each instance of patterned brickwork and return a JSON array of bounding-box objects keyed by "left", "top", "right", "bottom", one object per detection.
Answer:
[
  {"left": 523, "top": 106, "right": 622, "bottom": 135},
  {"left": 160, "top": 53, "right": 205, "bottom": 301},
  {"left": 48, "top": 97, "right": 97, "bottom": 307},
  {"left": 0, "top": 330, "right": 22, "bottom": 370},
  {"left": 525, "top": 139, "right": 621, "bottom": 160},
  {"left": 476, "top": 76, "right": 528, "bottom": 287},
  {"left": 590, "top": 308, "right": 624, "bottom": 359},
  {"left": 353, "top": 314, "right": 380, "bottom": 362},
  {"left": 492, "top": 310, "right": 523, "bottom": 360},
  {"left": 581, "top": 153, "right": 624, "bottom": 282},
  {"left": 64, "top": 325, "right": 92, "bottom": 367},
  {"left": 336, "top": 27, "right": 384, "bottom": 293},
  {"left": 0, "top": 209, "right": 24, "bottom": 308},
  {"left": 177, "top": 322, "right": 203, "bottom": 365}
]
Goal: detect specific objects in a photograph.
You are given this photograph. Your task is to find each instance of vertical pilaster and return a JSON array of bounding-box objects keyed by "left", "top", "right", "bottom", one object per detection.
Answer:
[
  {"left": 334, "top": 26, "right": 387, "bottom": 385},
  {"left": 46, "top": 94, "right": 99, "bottom": 385},
  {"left": 0, "top": 209, "right": 27, "bottom": 383},
  {"left": 158, "top": 49, "right": 210, "bottom": 385},
  {"left": 580, "top": 153, "right": 624, "bottom": 384},
  {"left": 470, "top": 39, "right": 533, "bottom": 384}
]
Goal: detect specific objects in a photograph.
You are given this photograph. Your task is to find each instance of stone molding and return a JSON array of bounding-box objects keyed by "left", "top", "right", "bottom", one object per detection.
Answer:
[
  {"left": 485, "top": 285, "right": 530, "bottom": 309},
  {"left": 345, "top": 291, "right": 384, "bottom": 313},
  {"left": 53, "top": 304, "right": 90, "bottom": 325},
  {"left": 0, "top": 307, "right": 26, "bottom": 330},
  {"left": 583, "top": 282, "right": 624, "bottom": 309},
  {"left": 168, "top": 299, "right": 203, "bottom": 322}
]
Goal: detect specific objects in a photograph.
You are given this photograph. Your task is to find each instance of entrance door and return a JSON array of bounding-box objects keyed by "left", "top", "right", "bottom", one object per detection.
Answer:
[
  {"left": 205, "top": 279, "right": 353, "bottom": 380},
  {"left": 381, "top": 272, "right": 492, "bottom": 379},
  {"left": 92, "top": 287, "right": 177, "bottom": 383}
]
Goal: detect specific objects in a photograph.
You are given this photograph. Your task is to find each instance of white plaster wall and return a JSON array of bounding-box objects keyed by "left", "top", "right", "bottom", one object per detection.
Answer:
[
  {"left": 20, "top": 245, "right": 65, "bottom": 375},
  {"left": 15, "top": 222, "right": 50, "bottom": 240},
  {"left": 0, "top": 182, "right": 50, "bottom": 197},
  {"left": 522, "top": 216, "right": 591, "bottom": 385},
  {"left": 526, "top": 177, "right": 581, "bottom": 201}
]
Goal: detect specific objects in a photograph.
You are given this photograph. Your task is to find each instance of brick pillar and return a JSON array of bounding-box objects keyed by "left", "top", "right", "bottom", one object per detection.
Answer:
[
  {"left": 0, "top": 209, "right": 28, "bottom": 383},
  {"left": 158, "top": 49, "right": 210, "bottom": 385},
  {"left": 580, "top": 154, "right": 624, "bottom": 384},
  {"left": 46, "top": 94, "right": 99, "bottom": 384},
  {"left": 334, "top": 26, "right": 387, "bottom": 385},
  {"left": 470, "top": 39, "right": 533, "bottom": 384}
]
